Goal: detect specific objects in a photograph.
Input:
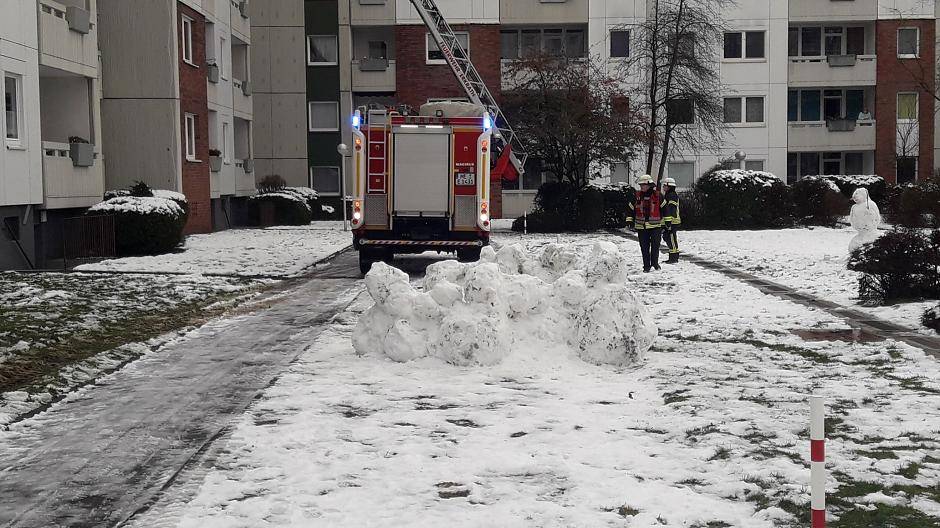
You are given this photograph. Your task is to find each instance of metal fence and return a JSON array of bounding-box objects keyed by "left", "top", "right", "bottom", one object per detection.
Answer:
[{"left": 62, "top": 215, "right": 116, "bottom": 265}]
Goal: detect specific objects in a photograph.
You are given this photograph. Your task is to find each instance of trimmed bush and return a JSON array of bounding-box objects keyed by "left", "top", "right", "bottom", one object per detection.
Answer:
[
  {"left": 595, "top": 183, "right": 634, "bottom": 229},
  {"left": 576, "top": 186, "right": 606, "bottom": 231},
  {"left": 676, "top": 189, "right": 705, "bottom": 229},
  {"left": 249, "top": 191, "right": 312, "bottom": 226},
  {"left": 694, "top": 170, "right": 792, "bottom": 228},
  {"left": 511, "top": 181, "right": 633, "bottom": 233},
  {"left": 848, "top": 227, "right": 939, "bottom": 304},
  {"left": 89, "top": 195, "right": 187, "bottom": 255},
  {"left": 281, "top": 186, "right": 320, "bottom": 211},
  {"left": 823, "top": 175, "right": 888, "bottom": 206},
  {"left": 257, "top": 174, "right": 287, "bottom": 194},
  {"left": 924, "top": 305, "right": 940, "bottom": 334},
  {"left": 791, "top": 177, "right": 850, "bottom": 226}
]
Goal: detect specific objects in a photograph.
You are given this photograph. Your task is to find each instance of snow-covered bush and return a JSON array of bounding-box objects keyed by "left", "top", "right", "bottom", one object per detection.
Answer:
[
  {"left": 353, "top": 241, "right": 657, "bottom": 367},
  {"left": 924, "top": 304, "right": 940, "bottom": 334},
  {"left": 281, "top": 186, "right": 319, "bottom": 210},
  {"left": 510, "top": 181, "right": 633, "bottom": 233},
  {"left": 823, "top": 175, "right": 887, "bottom": 206},
  {"left": 89, "top": 189, "right": 188, "bottom": 255},
  {"left": 848, "top": 227, "right": 939, "bottom": 303},
  {"left": 694, "top": 169, "right": 792, "bottom": 228},
  {"left": 249, "top": 191, "right": 312, "bottom": 226},
  {"left": 791, "top": 176, "right": 849, "bottom": 226}
]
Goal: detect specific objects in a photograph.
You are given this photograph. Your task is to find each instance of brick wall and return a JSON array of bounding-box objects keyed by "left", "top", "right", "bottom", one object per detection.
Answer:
[
  {"left": 395, "top": 24, "right": 502, "bottom": 111},
  {"left": 178, "top": 2, "right": 212, "bottom": 234},
  {"left": 875, "top": 19, "right": 936, "bottom": 183}
]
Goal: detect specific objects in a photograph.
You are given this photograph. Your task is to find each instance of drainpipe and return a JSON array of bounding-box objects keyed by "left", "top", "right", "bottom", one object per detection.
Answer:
[{"left": 3, "top": 215, "right": 35, "bottom": 270}]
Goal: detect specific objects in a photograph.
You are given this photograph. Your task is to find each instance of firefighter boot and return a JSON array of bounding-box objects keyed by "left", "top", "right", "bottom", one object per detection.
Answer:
[{"left": 665, "top": 253, "right": 680, "bottom": 264}]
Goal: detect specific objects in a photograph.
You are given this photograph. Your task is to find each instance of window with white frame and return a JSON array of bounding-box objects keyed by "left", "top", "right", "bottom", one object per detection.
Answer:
[
  {"left": 311, "top": 166, "right": 341, "bottom": 195},
  {"left": 219, "top": 36, "right": 228, "bottom": 79},
  {"left": 308, "top": 35, "right": 338, "bottom": 65},
  {"left": 667, "top": 162, "right": 695, "bottom": 188},
  {"left": 221, "top": 121, "right": 230, "bottom": 162},
  {"left": 723, "top": 96, "right": 764, "bottom": 124},
  {"left": 4, "top": 75, "right": 22, "bottom": 143},
  {"left": 427, "top": 32, "right": 469, "bottom": 64},
  {"left": 181, "top": 16, "right": 194, "bottom": 65},
  {"left": 184, "top": 113, "right": 197, "bottom": 161},
  {"left": 308, "top": 101, "right": 339, "bottom": 131},
  {"left": 897, "top": 28, "right": 919, "bottom": 58},
  {"left": 897, "top": 92, "right": 918, "bottom": 121},
  {"left": 500, "top": 28, "right": 586, "bottom": 59},
  {"left": 723, "top": 31, "right": 765, "bottom": 59}
]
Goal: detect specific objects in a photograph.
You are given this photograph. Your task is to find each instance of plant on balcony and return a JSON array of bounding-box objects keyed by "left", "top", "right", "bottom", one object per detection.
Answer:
[
  {"left": 207, "top": 60, "right": 220, "bottom": 83},
  {"left": 209, "top": 149, "right": 223, "bottom": 172},
  {"left": 68, "top": 136, "right": 94, "bottom": 167},
  {"left": 89, "top": 182, "right": 189, "bottom": 256}
]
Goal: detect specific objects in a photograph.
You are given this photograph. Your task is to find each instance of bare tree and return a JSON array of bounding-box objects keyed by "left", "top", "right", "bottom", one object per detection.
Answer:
[
  {"left": 501, "top": 55, "right": 646, "bottom": 188},
  {"left": 617, "top": 0, "right": 730, "bottom": 182}
]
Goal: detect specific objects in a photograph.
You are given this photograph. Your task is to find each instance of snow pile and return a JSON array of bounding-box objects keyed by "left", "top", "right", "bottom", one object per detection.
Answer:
[
  {"left": 353, "top": 241, "right": 656, "bottom": 366},
  {"left": 89, "top": 195, "right": 185, "bottom": 216},
  {"left": 707, "top": 169, "right": 780, "bottom": 188},
  {"left": 419, "top": 101, "right": 486, "bottom": 118},
  {"left": 801, "top": 175, "right": 842, "bottom": 193}
]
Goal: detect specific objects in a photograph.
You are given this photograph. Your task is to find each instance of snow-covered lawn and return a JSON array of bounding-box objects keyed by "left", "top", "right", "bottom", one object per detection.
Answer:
[
  {"left": 76, "top": 222, "right": 352, "bottom": 278},
  {"left": 135, "top": 233, "right": 940, "bottom": 527},
  {"left": 681, "top": 227, "right": 936, "bottom": 333}
]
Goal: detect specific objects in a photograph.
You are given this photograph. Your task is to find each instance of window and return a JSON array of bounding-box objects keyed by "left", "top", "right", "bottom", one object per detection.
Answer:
[
  {"left": 724, "top": 31, "right": 764, "bottom": 59},
  {"left": 308, "top": 35, "right": 338, "bottom": 65},
  {"left": 824, "top": 27, "right": 843, "bottom": 56},
  {"left": 801, "top": 27, "right": 821, "bottom": 56},
  {"left": 799, "top": 152, "right": 820, "bottom": 177},
  {"left": 4, "top": 75, "right": 22, "bottom": 142},
  {"left": 500, "top": 29, "right": 586, "bottom": 59},
  {"left": 181, "top": 16, "right": 194, "bottom": 65},
  {"left": 897, "top": 93, "right": 918, "bottom": 120},
  {"left": 791, "top": 25, "right": 866, "bottom": 56},
  {"left": 845, "top": 153, "right": 864, "bottom": 175},
  {"left": 219, "top": 36, "right": 227, "bottom": 79},
  {"left": 308, "top": 101, "right": 339, "bottom": 131},
  {"left": 823, "top": 89, "right": 842, "bottom": 120},
  {"left": 184, "top": 113, "right": 197, "bottom": 161},
  {"left": 898, "top": 28, "right": 919, "bottom": 58},
  {"left": 788, "top": 27, "right": 799, "bottom": 57},
  {"left": 667, "top": 162, "right": 694, "bottom": 188},
  {"left": 501, "top": 31, "right": 519, "bottom": 59},
  {"left": 788, "top": 89, "right": 822, "bottom": 121},
  {"left": 427, "top": 32, "right": 469, "bottom": 64},
  {"left": 368, "top": 41, "right": 388, "bottom": 60},
  {"left": 221, "top": 122, "right": 230, "bottom": 162},
  {"left": 610, "top": 30, "right": 630, "bottom": 58},
  {"left": 667, "top": 98, "right": 694, "bottom": 125},
  {"left": 822, "top": 152, "right": 842, "bottom": 175},
  {"left": 311, "top": 166, "right": 341, "bottom": 195},
  {"left": 846, "top": 27, "right": 865, "bottom": 55},
  {"left": 724, "top": 96, "right": 764, "bottom": 123},
  {"left": 744, "top": 160, "right": 764, "bottom": 172}
]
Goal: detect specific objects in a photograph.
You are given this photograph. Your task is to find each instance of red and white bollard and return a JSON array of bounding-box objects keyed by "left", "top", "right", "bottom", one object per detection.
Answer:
[{"left": 810, "top": 395, "right": 826, "bottom": 528}]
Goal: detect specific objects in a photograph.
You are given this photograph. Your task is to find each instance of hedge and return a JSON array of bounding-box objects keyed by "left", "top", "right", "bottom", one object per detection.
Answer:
[
  {"left": 511, "top": 181, "right": 632, "bottom": 233},
  {"left": 89, "top": 194, "right": 188, "bottom": 255},
  {"left": 249, "top": 191, "right": 313, "bottom": 226}
]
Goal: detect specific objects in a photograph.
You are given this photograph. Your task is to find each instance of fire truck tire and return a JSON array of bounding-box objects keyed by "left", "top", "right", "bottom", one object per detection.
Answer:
[
  {"left": 359, "top": 252, "right": 375, "bottom": 275},
  {"left": 457, "top": 247, "right": 482, "bottom": 263}
]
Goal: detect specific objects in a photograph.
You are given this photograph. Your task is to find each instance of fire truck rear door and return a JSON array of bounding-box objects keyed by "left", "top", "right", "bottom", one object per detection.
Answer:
[{"left": 392, "top": 128, "right": 451, "bottom": 217}]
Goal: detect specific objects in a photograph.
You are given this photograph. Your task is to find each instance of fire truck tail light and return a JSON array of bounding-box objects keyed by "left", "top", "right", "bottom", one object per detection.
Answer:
[{"left": 481, "top": 139, "right": 489, "bottom": 153}]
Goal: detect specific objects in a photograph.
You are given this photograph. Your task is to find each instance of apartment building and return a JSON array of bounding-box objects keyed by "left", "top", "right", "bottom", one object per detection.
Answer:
[
  {"left": 99, "top": 0, "right": 254, "bottom": 234},
  {"left": 2, "top": 0, "right": 104, "bottom": 270},
  {"left": 253, "top": 0, "right": 940, "bottom": 219}
]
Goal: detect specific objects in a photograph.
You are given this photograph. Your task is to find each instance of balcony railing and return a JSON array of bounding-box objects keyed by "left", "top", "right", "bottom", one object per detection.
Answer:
[
  {"left": 352, "top": 59, "right": 396, "bottom": 92},
  {"left": 42, "top": 141, "right": 104, "bottom": 209},
  {"left": 788, "top": 120, "right": 876, "bottom": 151},
  {"left": 788, "top": 55, "right": 876, "bottom": 87},
  {"left": 38, "top": 0, "right": 98, "bottom": 75}
]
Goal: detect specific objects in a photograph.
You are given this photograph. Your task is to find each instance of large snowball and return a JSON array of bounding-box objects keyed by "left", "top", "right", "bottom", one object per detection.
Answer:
[
  {"left": 431, "top": 313, "right": 506, "bottom": 366},
  {"left": 574, "top": 285, "right": 657, "bottom": 366}
]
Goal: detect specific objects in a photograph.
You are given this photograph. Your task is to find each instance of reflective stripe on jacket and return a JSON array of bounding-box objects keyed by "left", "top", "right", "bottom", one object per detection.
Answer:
[
  {"left": 627, "top": 189, "right": 663, "bottom": 229},
  {"left": 662, "top": 189, "right": 681, "bottom": 225}
]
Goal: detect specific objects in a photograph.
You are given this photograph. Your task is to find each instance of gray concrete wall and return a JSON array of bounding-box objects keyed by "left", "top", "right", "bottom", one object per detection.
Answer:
[
  {"left": 98, "top": 0, "right": 178, "bottom": 100},
  {"left": 0, "top": 205, "right": 38, "bottom": 270},
  {"left": 101, "top": 98, "right": 182, "bottom": 192}
]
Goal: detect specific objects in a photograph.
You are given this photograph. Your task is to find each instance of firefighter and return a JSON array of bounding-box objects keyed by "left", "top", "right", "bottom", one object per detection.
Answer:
[
  {"left": 627, "top": 174, "right": 664, "bottom": 272},
  {"left": 661, "top": 177, "right": 681, "bottom": 264}
]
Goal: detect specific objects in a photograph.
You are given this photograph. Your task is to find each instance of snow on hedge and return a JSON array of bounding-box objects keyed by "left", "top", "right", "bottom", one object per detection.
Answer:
[
  {"left": 283, "top": 186, "right": 318, "bottom": 201},
  {"left": 353, "top": 240, "right": 656, "bottom": 366},
  {"left": 249, "top": 191, "right": 312, "bottom": 212},
  {"left": 800, "top": 175, "right": 842, "bottom": 193},
  {"left": 89, "top": 195, "right": 185, "bottom": 216},
  {"left": 706, "top": 169, "right": 780, "bottom": 188},
  {"left": 824, "top": 174, "right": 885, "bottom": 188},
  {"left": 152, "top": 189, "right": 188, "bottom": 203}
]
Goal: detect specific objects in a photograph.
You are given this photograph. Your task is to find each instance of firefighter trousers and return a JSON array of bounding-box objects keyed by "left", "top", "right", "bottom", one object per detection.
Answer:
[
  {"left": 663, "top": 225, "right": 679, "bottom": 254},
  {"left": 638, "top": 227, "right": 663, "bottom": 270}
]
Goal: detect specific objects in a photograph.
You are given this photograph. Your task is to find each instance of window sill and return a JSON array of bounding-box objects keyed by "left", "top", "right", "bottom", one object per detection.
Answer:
[
  {"left": 186, "top": 157, "right": 202, "bottom": 163},
  {"left": 725, "top": 122, "right": 767, "bottom": 128},
  {"left": 309, "top": 128, "right": 340, "bottom": 133},
  {"left": 721, "top": 58, "right": 767, "bottom": 63},
  {"left": 308, "top": 62, "right": 338, "bottom": 67},
  {"left": 184, "top": 59, "right": 199, "bottom": 68},
  {"left": 5, "top": 143, "right": 26, "bottom": 151},
  {"left": 426, "top": 60, "right": 448, "bottom": 65},
  {"left": 898, "top": 54, "right": 919, "bottom": 59}
]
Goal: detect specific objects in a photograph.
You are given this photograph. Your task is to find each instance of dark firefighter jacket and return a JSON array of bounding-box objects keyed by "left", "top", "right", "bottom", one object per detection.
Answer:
[{"left": 662, "top": 189, "right": 681, "bottom": 226}]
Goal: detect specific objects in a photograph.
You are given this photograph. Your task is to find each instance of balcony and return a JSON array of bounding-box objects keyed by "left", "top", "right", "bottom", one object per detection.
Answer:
[
  {"left": 42, "top": 142, "right": 104, "bottom": 209},
  {"left": 352, "top": 59, "right": 396, "bottom": 92},
  {"left": 788, "top": 119, "right": 876, "bottom": 152},
  {"left": 234, "top": 159, "right": 255, "bottom": 196},
  {"left": 350, "top": 0, "right": 395, "bottom": 25},
  {"left": 789, "top": 55, "right": 876, "bottom": 87},
  {"left": 499, "top": 0, "right": 588, "bottom": 24},
  {"left": 230, "top": 0, "right": 251, "bottom": 40},
  {"left": 233, "top": 79, "right": 253, "bottom": 116},
  {"left": 788, "top": 0, "right": 877, "bottom": 22},
  {"left": 38, "top": 0, "right": 98, "bottom": 77}
]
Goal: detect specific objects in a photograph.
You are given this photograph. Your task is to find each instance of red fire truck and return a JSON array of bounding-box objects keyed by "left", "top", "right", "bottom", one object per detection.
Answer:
[{"left": 350, "top": 103, "right": 495, "bottom": 274}]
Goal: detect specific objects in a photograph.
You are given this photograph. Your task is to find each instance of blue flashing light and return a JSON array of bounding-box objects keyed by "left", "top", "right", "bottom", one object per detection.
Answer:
[
  {"left": 352, "top": 114, "right": 361, "bottom": 129},
  {"left": 483, "top": 113, "right": 492, "bottom": 131}
]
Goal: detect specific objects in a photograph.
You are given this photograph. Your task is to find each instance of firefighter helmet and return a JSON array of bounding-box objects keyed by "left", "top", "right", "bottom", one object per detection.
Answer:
[
  {"left": 638, "top": 174, "right": 654, "bottom": 185},
  {"left": 663, "top": 177, "right": 677, "bottom": 187}
]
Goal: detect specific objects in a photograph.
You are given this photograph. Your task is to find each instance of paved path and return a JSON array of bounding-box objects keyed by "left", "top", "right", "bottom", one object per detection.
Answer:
[
  {"left": 614, "top": 231, "right": 940, "bottom": 358},
  {"left": 0, "top": 251, "right": 363, "bottom": 528}
]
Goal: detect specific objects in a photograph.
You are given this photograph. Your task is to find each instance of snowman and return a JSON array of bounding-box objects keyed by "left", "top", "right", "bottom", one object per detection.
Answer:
[{"left": 849, "top": 187, "right": 881, "bottom": 252}]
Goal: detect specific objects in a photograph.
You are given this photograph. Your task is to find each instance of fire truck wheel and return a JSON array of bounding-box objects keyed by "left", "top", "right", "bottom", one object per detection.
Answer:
[
  {"left": 359, "top": 253, "right": 375, "bottom": 275},
  {"left": 456, "top": 247, "right": 482, "bottom": 263}
]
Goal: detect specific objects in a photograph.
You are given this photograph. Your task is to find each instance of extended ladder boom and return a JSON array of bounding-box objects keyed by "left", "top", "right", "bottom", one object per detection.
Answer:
[{"left": 409, "top": 0, "right": 527, "bottom": 176}]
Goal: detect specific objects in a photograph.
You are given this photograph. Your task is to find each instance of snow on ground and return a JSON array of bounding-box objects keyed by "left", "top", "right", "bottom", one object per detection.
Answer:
[
  {"left": 135, "top": 232, "right": 940, "bottom": 527},
  {"left": 76, "top": 222, "right": 352, "bottom": 278},
  {"left": 680, "top": 227, "right": 935, "bottom": 333}
]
